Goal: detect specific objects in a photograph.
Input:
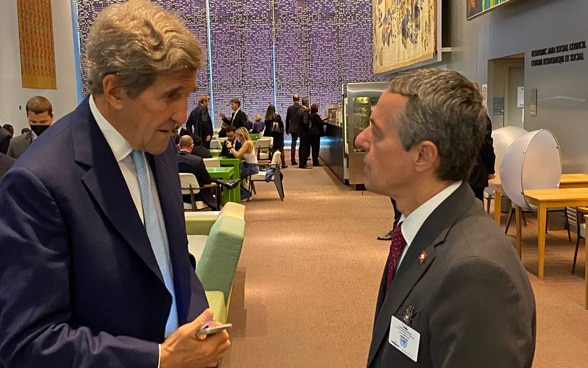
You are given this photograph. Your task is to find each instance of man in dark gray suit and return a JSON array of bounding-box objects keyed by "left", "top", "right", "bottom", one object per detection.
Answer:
[
  {"left": 285, "top": 94, "right": 303, "bottom": 166},
  {"left": 355, "top": 69, "right": 535, "bottom": 368},
  {"left": 219, "top": 98, "right": 247, "bottom": 131},
  {"left": 7, "top": 96, "right": 53, "bottom": 159},
  {"left": 186, "top": 95, "right": 213, "bottom": 149}
]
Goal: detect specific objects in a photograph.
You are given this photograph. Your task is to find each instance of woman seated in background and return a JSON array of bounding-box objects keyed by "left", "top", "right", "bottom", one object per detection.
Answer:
[
  {"left": 225, "top": 127, "right": 259, "bottom": 200},
  {"left": 264, "top": 104, "right": 287, "bottom": 168},
  {"left": 251, "top": 114, "right": 265, "bottom": 133},
  {"left": 308, "top": 103, "right": 325, "bottom": 167}
]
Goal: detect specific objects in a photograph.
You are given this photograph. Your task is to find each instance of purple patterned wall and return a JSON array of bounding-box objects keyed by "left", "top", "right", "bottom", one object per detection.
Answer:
[{"left": 75, "top": 0, "right": 380, "bottom": 130}]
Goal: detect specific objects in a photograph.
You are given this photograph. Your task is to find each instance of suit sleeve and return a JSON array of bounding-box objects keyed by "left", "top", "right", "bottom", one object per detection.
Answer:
[
  {"left": 429, "top": 259, "right": 535, "bottom": 368},
  {"left": 0, "top": 168, "right": 158, "bottom": 368},
  {"left": 285, "top": 108, "right": 291, "bottom": 133},
  {"left": 6, "top": 140, "right": 16, "bottom": 158},
  {"left": 195, "top": 160, "right": 212, "bottom": 185},
  {"left": 185, "top": 110, "right": 195, "bottom": 135},
  {"left": 236, "top": 112, "right": 248, "bottom": 130},
  {"left": 201, "top": 110, "right": 212, "bottom": 138}
]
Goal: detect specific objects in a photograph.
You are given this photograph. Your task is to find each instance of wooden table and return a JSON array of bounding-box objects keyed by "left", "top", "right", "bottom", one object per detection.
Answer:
[
  {"left": 490, "top": 173, "right": 588, "bottom": 224},
  {"left": 517, "top": 188, "right": 588, "bottom": 309}
]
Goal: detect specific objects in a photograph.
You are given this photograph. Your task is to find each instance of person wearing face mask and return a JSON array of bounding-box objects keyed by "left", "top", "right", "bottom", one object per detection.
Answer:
[{"left": 7, "top": 96, "right": 54, "bottom": 159}]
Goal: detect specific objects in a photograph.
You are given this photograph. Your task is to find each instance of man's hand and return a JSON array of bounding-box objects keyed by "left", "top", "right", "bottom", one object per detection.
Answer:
[
  {"left": 206, "top": 135, "right": 211, "bottom": 142},
  {"left": 160, "top": 309, "right": 231, "bottom": 368},
  {"left": 219, "top": 113, "right": 226, "bottom": 119}
]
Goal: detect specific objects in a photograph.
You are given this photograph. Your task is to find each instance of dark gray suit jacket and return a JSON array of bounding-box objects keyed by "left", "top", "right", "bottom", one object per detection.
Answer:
[
  {"left": 7, "top": 131, "right": 32, "bottom": 159},
  {"left": 368, "top": 183, "right": 536, "bottom": 368}
]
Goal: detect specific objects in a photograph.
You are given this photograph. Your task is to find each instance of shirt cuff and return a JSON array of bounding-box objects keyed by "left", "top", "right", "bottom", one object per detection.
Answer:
[{"left": 158, "top": 344, "right": 161, "bottom": 368}]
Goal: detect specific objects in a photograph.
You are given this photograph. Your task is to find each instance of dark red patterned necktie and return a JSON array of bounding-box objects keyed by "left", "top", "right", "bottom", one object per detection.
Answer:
[{"left": 386, "top": 222, "right": 407, "bottom": 291}]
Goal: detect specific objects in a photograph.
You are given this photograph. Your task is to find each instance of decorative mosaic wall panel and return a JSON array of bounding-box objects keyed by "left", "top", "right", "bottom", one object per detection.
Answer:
[
  {"left": 75, "top": 0, "right": 380, "bottom": 128},
  {"left": 76, "top": 0, "right": 209, "bottom": 113}
]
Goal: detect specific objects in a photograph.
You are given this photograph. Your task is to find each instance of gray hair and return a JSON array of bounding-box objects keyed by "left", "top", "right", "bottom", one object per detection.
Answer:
[
  {"left": 86, "top": 0, "right": 203, "bottom": 98},
  {"left": 387, "top": 69, "right": 486, "bottom": 181}
]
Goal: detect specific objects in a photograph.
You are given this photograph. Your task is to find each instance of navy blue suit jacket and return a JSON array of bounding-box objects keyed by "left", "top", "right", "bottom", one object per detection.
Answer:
[{"left": 0, "top": 98, "right": 208, "bottom": 367}]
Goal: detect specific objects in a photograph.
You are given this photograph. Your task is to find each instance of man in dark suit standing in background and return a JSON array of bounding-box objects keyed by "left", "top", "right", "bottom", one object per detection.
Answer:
[
  {"left": 285, "top": 94, "right": 303, "bottom": 166},
  {"left": 297, "top": 97, "right": 311, "bottom": 168},
  {"left": 355, "top": 69, "right": 535, "bottom": 368},
  {"left": 186, "top": 95, "right": 213, "bottom": 149},
  {"left": 0, "top": 1, "right": 229, "bottom": 367},
  {"left": 7, "top": 96, "right": 53, "bottom": 159},
  {"left": 220, "top": 98, "right": 247, "bottom": 130}
]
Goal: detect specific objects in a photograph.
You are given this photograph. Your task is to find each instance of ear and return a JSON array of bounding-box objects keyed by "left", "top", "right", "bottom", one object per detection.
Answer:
[
  {"left": 413, "top": 140, "right": 439, "bottom": 173},
  {"left": 101, "top": 74, "right": 124, "bottom": 110}
]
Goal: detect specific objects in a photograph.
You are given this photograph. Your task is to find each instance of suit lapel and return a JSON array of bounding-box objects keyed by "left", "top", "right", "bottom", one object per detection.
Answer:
[
  {"left": 72, "top": 99, "right": 164, "bottom": 284},
  {"left": 367, "top": 183, "right": 475, "bottom": 366}
]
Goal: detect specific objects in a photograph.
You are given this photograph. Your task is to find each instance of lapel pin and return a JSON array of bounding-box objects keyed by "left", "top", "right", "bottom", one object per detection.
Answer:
[{"left": 418, "top": 251, "right": 427, "bottom": 264}]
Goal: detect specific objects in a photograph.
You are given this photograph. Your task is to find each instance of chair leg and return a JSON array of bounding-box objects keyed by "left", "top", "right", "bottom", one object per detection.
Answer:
[
  {"left": 572, "top": 236, "right": 582, "bottom": 274},
  {"left": 565, "top": 209, "right": 571, "bottom": 242},
  {"left": 274, "top": 178, "right": 285, "bottom": 201},
  {"left": 505, "top": 207, "right": 514, "bottom": 234}
]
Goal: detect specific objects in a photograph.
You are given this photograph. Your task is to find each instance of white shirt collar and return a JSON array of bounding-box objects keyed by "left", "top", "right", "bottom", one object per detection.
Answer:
[
  {"left": 399, "top": 181, "right": 462, "bottom": 249},
  {"left": 89, "top": 95, "right": 134, "bottom": 162}
]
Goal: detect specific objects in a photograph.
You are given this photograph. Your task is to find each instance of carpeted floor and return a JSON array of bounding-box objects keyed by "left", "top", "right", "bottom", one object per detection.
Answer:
[{"left": 218, "top": 153, "right": 587, "bottom": 368}]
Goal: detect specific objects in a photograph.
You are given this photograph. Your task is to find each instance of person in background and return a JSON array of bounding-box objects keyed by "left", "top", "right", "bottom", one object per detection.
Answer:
[
  {"left": 20, "top": 127, "right": 30, "bottom": 135},
  {"left": 297, "top": 97, "right": 311, "bottom": 168},
  {"left": 191, "top": 134, "right": 212, "bottom": 159},
  {"left": 220, "top": 126, "right": 241, "bottom": 158},
  {"left": 1, "top": 124, "right": 14, "bottom": 138},
  {"left": 468, "top": 82, "right": 496, "bottom": 201},
  {"left": 186, "top": 95, "right": 213, "bottom": 149},
  {"left": 172, "top": 124, "right": 190, "bottom": 145},
  {"left": 7, "top": 96, "right": 53, "bottom": 159},
  {"left": 177, "top": 135, "right": 217, "bottom": 210},
  {"left": 264, "top": 104, "right": 287, "bottom": 168},
  {"left": 285, "top": 94, "right": 303, "bottom": 166},
  {"left": 219, "top": 98, "right": 247, "bottom": 130},
  {"left": 308, "top": 103, "right": 324, "bottom": 167},
  {"left": 0, "top": 125, "right": 12, "bottom": 154},
  {"left": 225, "top": 127, "right": 258, "bottom": 200},
  {"left": 251, "top": 113, "right": 265, "bottom": 133},
  {"left": 0, "top": 1, "right": 230, "bottom": 367},
  {"left": 355, "top": 69, "right": 535, "bottom": 368}
]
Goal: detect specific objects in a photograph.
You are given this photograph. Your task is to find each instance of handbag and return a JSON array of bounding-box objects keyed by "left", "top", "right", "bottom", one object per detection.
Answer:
[{"left": 271, "top": 121, "right": 282, "bottom": 134}]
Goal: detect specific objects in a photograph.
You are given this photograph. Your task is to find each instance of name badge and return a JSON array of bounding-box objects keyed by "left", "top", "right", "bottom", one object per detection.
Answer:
[{"left": 389, "top": 316, "right": 420, "bottom": 362}]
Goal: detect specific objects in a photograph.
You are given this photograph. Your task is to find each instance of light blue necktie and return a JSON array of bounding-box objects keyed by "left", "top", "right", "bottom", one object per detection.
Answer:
[{"left": 131, "top": 150, "right": 179, "bottom": 337}]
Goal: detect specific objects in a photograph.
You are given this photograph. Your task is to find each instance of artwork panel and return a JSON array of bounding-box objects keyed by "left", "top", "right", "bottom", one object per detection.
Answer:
[{"left": 372, "top": 0, "right": 437, "bottom": 74}]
